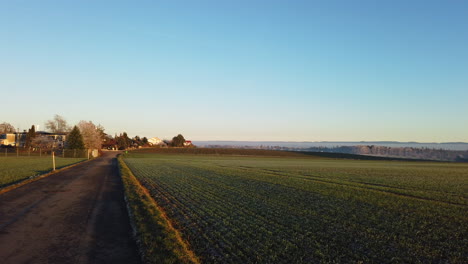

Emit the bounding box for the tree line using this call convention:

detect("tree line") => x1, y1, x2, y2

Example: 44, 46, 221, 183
201, 144, 468, 162
273, 145, 468, 162
1, 115, 192, 151
300, 145, 468, 162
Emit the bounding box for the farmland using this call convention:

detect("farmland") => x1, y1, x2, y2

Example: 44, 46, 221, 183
122, 150, 468, 263
0, 156, 86, 188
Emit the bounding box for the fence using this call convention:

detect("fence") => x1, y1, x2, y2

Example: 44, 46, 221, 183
0, 147, 94, 159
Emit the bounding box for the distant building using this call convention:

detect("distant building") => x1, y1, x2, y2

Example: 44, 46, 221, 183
148, 137, 165, 146
0, 131, 67, 148
184, 140, 193, 147
35, 131, 67, 148
0, 133, 18, 146
25, 131, 67, 149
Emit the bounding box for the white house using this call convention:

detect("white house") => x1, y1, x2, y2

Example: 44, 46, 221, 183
148, 137, 164, 146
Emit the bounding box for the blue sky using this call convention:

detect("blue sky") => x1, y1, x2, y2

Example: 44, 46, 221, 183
1, 0, 467, 142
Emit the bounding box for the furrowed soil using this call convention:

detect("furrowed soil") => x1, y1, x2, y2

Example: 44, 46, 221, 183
0, 151, 140, 264
123, 151, 468, 263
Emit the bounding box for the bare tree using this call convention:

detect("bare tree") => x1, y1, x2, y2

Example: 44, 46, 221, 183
77, 121, 102, 149
45, 115, 71, 133
0, 122, 16, 133
32, 136, 55, 149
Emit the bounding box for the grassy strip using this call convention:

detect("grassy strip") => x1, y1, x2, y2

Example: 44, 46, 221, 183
118, 155, 200, 264
0, 157, 87, 188
0, 159, 89, 195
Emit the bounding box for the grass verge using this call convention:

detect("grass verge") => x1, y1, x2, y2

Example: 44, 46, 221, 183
0, 158, 89, 195
117, 155, 200, 264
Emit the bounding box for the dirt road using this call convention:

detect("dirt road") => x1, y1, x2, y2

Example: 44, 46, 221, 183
0, 151, 141, 264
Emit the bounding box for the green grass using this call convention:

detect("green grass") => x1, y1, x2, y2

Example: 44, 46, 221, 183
0, 156, 86, 188
118, 155, 199, 264
122, 151, 468, 263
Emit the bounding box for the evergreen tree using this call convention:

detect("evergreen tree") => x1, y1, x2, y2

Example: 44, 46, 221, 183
25, 125, 37, 148
116, 132, 132, 150
66, 126, 85, 149
117, 135, 127, 150
123, 132, 132, 147
133, 135, 141, 146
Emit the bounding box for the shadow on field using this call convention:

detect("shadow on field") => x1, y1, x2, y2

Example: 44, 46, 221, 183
295, 151, 435, 161
126, 147, 436, 162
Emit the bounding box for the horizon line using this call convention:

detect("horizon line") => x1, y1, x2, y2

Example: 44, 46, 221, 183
191, 140, 468, 144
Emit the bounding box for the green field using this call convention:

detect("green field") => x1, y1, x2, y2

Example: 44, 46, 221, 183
123, 151, 468, 263
0, 156, 86, 188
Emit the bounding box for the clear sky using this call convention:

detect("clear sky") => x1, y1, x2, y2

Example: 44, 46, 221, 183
1, 0, 467, 142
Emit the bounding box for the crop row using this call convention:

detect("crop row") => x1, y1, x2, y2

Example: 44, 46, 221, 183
124, 154, 467, 263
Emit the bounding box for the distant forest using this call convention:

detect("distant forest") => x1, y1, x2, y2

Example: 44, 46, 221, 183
302, 145, 468, 162
204, 144, 468, 162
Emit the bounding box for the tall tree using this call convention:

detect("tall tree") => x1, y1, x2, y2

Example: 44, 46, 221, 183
45, 114, 71, 133
32, 136, 55, 149
171, 134, 186, 147
116, 132, 132, 150
66, 126, 85, 149
77, 121, 102, 149
0, 122, 15, 133
132, 135, 145, 147
25, 125, 37, 148
116, 135, 127, 150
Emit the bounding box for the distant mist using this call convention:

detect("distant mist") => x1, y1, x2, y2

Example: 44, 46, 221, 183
193, 141, 468, 151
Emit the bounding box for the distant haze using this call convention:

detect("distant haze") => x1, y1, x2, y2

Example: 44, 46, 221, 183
194, 141, 468, 151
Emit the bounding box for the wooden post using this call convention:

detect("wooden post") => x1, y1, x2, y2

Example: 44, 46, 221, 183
52, 151, 56, 171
